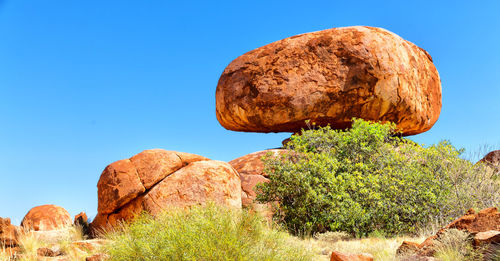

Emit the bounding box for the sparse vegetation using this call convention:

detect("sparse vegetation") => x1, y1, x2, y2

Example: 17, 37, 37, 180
257, 118, 500, 237
1, 225, 95, 261
433, 229, 482, 261
308, 235, 427, 261
103, 203, 315, 261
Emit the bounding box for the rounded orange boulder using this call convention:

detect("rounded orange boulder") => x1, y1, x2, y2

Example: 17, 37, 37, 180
479, 150, 500, 172
91, 149, 242, 231
21, 205, 72, 231
216, 26, 442, 136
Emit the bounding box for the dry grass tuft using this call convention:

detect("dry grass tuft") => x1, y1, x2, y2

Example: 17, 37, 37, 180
300, 235, 427, 261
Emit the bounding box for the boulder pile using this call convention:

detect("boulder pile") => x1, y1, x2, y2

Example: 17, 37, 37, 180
90, 149, 241, 231
86, 26, 444, 230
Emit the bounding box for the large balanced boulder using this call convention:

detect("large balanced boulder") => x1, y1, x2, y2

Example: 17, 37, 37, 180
91, 149, 242, 231
21, 205, 72, 231
216, 26, 441, 136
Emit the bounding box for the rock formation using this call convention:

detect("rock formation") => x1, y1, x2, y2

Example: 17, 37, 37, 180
216, 26, 441, 136
330, 251, 373, 261
480, 150, 500, 172
91, 149, 242, 231
0, 217, 20, 256
397, 207, 500, 258
21, 205, 72, 231
229, 149, 286, 208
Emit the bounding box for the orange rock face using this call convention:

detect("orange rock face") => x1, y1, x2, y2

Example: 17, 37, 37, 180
91, 149, 241, 231
229, 149, 286, 207
0, 217, 19, 247
398, 207, 500, 258
443, 207, 500, 233
21, 205, 72, 231
480, 150, 500, 172
74, 212, 88, 226
97, 149, 208, 215
216, 26, 442, 136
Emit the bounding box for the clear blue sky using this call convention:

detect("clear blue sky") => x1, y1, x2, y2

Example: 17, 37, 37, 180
1, 1, 499, 224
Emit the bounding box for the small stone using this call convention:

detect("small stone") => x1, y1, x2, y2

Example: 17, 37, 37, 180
37, 247, 61, 257
330, 251, 373, 261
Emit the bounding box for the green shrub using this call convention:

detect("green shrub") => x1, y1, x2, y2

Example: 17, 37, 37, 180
257, 119, 500, 237
103, 203, 314, 261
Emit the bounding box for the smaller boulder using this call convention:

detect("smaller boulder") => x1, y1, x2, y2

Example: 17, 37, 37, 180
37, 247, 61, 257
330, 251, 373, 261
229, 149, 287, 219
473, 230, 500, 246
74, 212, 90, 237
479, 150, 500, 172
229, 149, 287, 204
0, 217, 19, 247
91, 150, 241, 231
396, 241, 420, 256
21, 205, 72, 231
74, 212, 88, 226
71, 239, 109, 252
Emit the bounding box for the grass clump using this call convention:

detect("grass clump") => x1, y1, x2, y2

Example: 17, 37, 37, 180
306, 234, 427, 261
257, 118, 500, 237
103, 203, 314, 261
433, 229, 482, 261
313, 231, 351, 243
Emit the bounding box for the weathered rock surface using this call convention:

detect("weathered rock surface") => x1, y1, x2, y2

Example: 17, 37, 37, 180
480, 150, 500, 172
37, 247, 62, 257
74, 212, 88, 226
216, 26, 441, 136
71, 239, 109, 252
0, 217, 19, 247
398, 207, 500, 258
21, 205, 72, 231
473, 230, 500, 246
96, 149, 208, 215
229, 149, 286, 208
91, 149, 241, 231
330, 251, 373, 261
396, 241, 420, 256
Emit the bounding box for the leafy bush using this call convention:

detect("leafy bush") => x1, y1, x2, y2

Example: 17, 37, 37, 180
257, 119, 500, 237
103, 203, 314, 261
